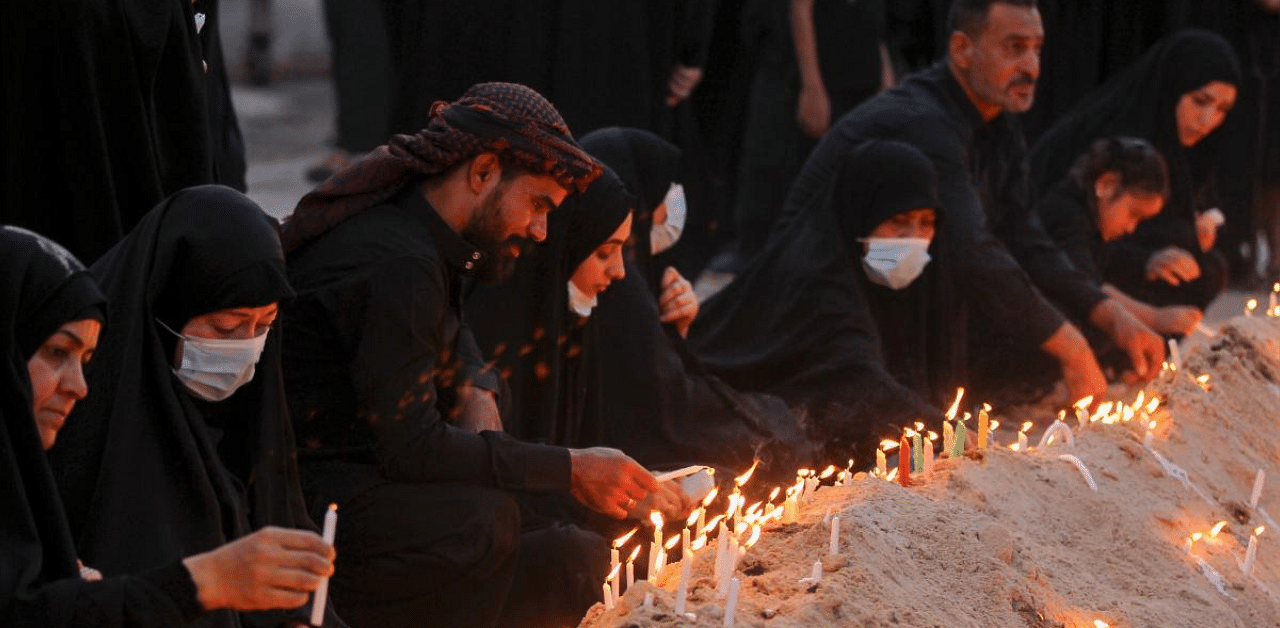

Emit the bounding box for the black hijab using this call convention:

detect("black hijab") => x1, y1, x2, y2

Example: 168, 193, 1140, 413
578, 127, 681, 292
47, 186, 329, 628
0, 226, 105, 618
1029, 30, 1242, 225
688, 140, 954, 466
576, 127, 814, 482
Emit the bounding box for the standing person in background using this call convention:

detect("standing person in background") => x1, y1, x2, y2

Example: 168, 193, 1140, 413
305, 0, 392, 183
716, 0, 892, 271
1, 0, 218, 262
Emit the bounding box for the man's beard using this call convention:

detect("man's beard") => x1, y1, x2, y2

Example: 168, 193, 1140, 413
464, 184, 530, 284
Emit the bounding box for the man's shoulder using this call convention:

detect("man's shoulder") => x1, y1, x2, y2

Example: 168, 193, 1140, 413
835, 74, 966, 148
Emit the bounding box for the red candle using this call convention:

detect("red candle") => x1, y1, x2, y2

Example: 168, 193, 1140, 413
898, 434, 912, 487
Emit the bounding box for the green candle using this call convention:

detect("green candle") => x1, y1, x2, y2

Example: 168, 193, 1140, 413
912, 432, 923, 473
952, 421, 966, 458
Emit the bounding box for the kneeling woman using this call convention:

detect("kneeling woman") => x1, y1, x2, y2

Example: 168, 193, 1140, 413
1037, 137, 1203, 341
1, 224, 334, 627
688, 140, 962, 467
46, 187, 343, 628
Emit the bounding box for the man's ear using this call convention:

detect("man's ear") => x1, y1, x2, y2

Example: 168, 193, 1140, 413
1094, 171, 1120, 202
468, 152, 503, 194
949, 31, 974, 71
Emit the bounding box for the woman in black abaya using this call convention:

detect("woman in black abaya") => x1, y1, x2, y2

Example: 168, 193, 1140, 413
577, 127, 814, 482
1029, 30, 1242, 311
688, 140, 961, 467
47, 186, 343, 628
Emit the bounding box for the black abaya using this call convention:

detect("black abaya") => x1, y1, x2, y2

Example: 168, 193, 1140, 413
0, 0, 216, 263
0, 225, 207, 628
47, 186, 342, 628
689, 140, 957, 468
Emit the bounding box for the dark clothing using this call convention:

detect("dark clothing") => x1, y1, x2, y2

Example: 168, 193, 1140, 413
733, 0, 885, 259
780, 63, 1082, 350
47, 187, 342, 628
199, 0, 248, 192
284, 189, 571, 506
322, 0, 392, 153
0, 0, 216, 263
690, 140, 958, 467
1035, 179, 1109, 285
1029, 30, 1241, 310
0, 227, 203, 628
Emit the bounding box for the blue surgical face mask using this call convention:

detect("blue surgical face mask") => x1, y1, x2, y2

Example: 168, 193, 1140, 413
159, 320, 268, 402
650, 183, 687, 255
861, 237, 931, 290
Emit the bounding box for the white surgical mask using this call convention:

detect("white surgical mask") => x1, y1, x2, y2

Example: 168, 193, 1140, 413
160, 320, 269, 402
861, 237, 931, 290
566, 280, 597, 318
650, 183, 687, 254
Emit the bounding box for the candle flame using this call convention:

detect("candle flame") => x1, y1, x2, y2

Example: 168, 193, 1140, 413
945, 387, 965, 421
744, 524, 762, 548
927, 431, 939, 441
881, 439, 900, 451
650, 511, 664, 530
904, 427, 917, 437
1148, 420, 1157, 430
914, 421, 925, 431
1020, 421, 1033, 434
700, 514, 725, 536
962, 411, 972, 422
797, 468, 813, 477
664, 534, 680, 550
1273, 282, 1279, 292
1256, 526, 1266, 536
819, 465, 836, 479
1191, 532, 1203, 542
1247, 298, 1258, 311
328, 503, 338, 512
686, 509, 701, 528
1210, 521, 1228, 537
701, 486, 719, 507
886, 468, 899, 482
1074, 396, 1094, 409
735, 460, 760, 486
1094, 621, 1110, 628
1145, 397, 1160, 413
768, 487, 781, 502
1134, 390, 1144, 408
1009, 443, 1021, 452
627, 545, 641, 562
989, 419, 1001, 432
607, 562, 621, 581
614, 527, 638, 548
691, 535, 707, 551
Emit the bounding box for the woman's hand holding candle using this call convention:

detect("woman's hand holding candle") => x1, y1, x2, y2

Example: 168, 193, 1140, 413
625, 480, 696, 521
570, 447, 661, 519
181, 526, 335, 612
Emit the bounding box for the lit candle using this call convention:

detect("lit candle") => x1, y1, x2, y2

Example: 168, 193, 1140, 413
1244, 526, 1264, 576
1167, 338, 1181, 372
626, 550, 637, 589
602, 582, 614, 610
609, 547, 620, 601
683, 527, 691, 557
714, 521, 728, 589
942, 421, 954, 459
898, 434, 912, 487
1247, 298, 1258, 317
876, 449, 887, 478
1271, 283, 1278, 310
952, 420, 966, 458
978, 406, 990, 450
723, 578, 741, 628
674, 548, 692, 615
911, 430, 923, 473
310, 503, 338, 627
829, 516, 840, 555
1251, 469, 1267, 510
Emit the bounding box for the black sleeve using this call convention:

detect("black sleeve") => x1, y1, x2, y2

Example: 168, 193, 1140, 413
999, 204, 1107, 322
1035, 191, 1105, 287
915, 125, 1067, 347
456, 323, 501, 394
352, 256, 570, 492
5, 561, 203, 628
675, 0, 717, 68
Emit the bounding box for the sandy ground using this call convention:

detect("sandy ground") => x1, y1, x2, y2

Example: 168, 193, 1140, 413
580, 311, 1280, 628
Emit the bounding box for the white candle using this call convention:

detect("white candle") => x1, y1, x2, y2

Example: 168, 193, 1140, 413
1168, 338, 1181, 371
783, 494, 797, 522
1244, 532, 1260, 576
602, 582, 614, 610
829, 516, 840, 555
923, 441, 934, 475
675, 550, 692, 615
609, 548, 620, 600
723, 577, 740, 628
1017, 431, 1028, 453
714, 521, 728, 589
643, 592, 654, 609
626, 560, 634, 590
942, 422, 954, 459
810, 560, 823, 584
1252, 469, 1267, 509
309, 503, 337, 627
876, 449, 887, 477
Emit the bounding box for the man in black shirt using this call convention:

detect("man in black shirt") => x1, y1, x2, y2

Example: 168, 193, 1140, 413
777, 0, 1164, 403
279, 84, 661, 628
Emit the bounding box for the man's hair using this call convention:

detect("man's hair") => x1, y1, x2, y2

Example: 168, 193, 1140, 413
1069, 136, 1169, 201
947, 0, 1038, 36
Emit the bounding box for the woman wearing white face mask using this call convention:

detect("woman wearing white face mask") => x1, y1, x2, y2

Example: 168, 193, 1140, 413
48, 186, 346, 628
689, 140, 964, 467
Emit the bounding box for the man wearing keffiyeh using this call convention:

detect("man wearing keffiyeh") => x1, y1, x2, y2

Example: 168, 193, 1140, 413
280, 83, 661, 628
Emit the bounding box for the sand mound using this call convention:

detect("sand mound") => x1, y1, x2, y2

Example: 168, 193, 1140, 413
580, 315, 1280, 628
